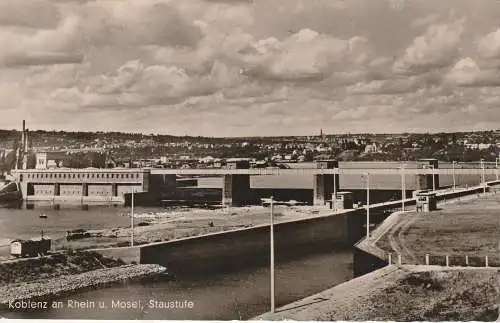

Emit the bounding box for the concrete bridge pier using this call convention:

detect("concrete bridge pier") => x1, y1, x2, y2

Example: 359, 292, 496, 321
149, 174, 177, 193
313, 160, 340, 207
417, 159, 439, 190
222, 160, 251, 207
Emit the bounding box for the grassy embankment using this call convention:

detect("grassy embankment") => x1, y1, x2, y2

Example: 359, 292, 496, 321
257, 266, 499, 321
375, 194, 500, 265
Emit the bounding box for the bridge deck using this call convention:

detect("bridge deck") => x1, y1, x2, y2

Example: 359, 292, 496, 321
151, 168, 499, 176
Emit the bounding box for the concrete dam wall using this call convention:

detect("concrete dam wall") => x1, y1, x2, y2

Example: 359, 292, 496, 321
132, 185, 414, 207
139, 210, 368, 277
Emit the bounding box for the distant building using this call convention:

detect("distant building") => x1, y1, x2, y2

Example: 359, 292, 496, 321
464, 143, 493, 150
199, 156, 215, 164
35, 152, 67, 169
160, 156, 169, 164
364, 143, 379, 154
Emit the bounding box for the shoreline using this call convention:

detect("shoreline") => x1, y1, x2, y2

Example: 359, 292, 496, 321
257, 185, 500, 321
1, 183, 498, 319
255, 265, 499, 321
0, 263, 166, 309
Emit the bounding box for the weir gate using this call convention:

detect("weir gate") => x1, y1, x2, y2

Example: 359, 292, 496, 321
10, 159, 499, 206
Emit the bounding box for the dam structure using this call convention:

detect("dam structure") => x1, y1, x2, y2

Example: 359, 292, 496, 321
10, 168, 151, 203
9, 158, 499, 205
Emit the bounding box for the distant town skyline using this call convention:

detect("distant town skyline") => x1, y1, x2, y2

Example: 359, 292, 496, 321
2, 123, 499, 139
1, 0, 500, 136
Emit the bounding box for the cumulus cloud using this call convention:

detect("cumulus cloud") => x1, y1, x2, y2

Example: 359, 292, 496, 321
241, 29, 373, 81
80, 1, 203, 49
477, 28, 500, 59
393, 18, 465, 75
410, 14, 441, 29
444, 57, 500, 87
0, 0, 499, 135
50, 57, 246, 109
3, 53, 84, 68
0, 0, 61, 29
347, 72, 441, 96
0, 15, 81, 67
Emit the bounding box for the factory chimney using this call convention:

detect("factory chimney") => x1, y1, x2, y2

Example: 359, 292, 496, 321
16, 120, 29, 170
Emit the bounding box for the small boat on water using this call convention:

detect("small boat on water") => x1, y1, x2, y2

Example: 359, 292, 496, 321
39, 214, 47, 219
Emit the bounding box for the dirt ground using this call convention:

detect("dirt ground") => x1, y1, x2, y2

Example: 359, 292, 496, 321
375, 193, 500, 265
49, 205, 331, 252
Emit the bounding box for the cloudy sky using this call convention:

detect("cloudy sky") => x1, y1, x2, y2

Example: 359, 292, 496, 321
1, 0, 500, 136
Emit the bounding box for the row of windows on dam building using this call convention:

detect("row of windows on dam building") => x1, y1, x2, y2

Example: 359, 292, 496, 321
32, 184, 139, 197
21, 172, 142, 181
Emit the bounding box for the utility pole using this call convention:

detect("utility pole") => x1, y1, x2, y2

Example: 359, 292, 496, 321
333, 168, 337, 211
480, 159, 486, 194
496, 157, 499, 181
131, 188, 135, 247
452, 161, 456, 191
400, 163, 406, 212
431, 165, 436, 192
269, 196, 275, 313
363, 173, 370, 238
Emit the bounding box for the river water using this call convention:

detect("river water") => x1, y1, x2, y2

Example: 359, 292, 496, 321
0, 161, 494, 319
1, 249, 353, 320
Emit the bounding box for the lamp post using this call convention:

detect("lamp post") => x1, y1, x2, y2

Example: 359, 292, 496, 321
362, 173, 370, 238
130, 188, 135, 247
269, 196, 275, 313
333, 168, 337, 211
480, 159, 486, 194
400, 163, 407, 212
452, 161, 456, 191
495, 157, 499, 181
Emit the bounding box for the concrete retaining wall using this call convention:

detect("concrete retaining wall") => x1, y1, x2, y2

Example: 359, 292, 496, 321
139, 211, 365, 277
93, 207, 393, 276
353, 247, 387, 277
99, 183, 499, 276
93, 246, 141, 264
436, 186, 490, 201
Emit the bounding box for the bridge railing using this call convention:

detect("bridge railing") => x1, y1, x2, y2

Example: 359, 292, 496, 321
151, 168, 500, 175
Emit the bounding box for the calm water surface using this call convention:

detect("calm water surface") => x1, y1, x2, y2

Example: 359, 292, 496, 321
1, 249, 353, 320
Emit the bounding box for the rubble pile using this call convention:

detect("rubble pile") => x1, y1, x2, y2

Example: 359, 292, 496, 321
0, 252, 125, 285
0, 264, 165, 306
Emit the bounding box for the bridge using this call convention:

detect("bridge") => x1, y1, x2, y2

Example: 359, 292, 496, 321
151, 168, 499, 176
9, 158, 499, 206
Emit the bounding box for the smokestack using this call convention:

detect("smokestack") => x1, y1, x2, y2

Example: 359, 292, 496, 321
24, 128, 28, 153
22, 120, 25, 132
